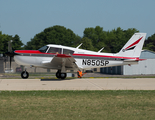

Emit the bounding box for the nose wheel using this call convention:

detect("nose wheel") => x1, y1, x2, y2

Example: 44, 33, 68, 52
56, 70, 67, 79
21, 71, 29, 79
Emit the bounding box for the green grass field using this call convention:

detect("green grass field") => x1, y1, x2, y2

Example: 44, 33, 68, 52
0, 90, 155, 120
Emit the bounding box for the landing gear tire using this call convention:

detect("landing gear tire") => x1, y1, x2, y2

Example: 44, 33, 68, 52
56, 70, 67, 79
21, 71, 29, 79
56, 71, 61, 78
60, 73, 67, 79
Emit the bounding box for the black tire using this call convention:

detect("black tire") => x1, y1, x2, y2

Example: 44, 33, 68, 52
21, 71, 29, 79
56, 71, 61, 78
60, 73, 67, 79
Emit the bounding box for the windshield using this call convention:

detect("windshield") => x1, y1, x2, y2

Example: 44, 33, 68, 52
38, 46, 49, 53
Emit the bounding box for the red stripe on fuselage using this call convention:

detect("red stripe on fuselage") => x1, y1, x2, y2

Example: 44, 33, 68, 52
72, 53, 139, 60
14, 50, 139, 60
15, 50, 55, 55
15, 50, 43, 54
15, 50, 71, 58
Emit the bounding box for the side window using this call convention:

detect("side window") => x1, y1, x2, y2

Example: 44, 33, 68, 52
63, 49, 74, 55
47, 47, 62, 54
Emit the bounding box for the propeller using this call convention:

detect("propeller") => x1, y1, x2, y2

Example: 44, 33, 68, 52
5, 40, 14, 70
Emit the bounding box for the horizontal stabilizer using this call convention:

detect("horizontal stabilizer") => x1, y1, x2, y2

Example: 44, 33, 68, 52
124, 58, 146, 62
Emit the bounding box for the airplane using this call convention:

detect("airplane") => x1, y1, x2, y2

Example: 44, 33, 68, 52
6, 33, 146, 79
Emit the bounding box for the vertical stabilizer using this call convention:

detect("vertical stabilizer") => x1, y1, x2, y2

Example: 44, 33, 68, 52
116, 33, 146, 58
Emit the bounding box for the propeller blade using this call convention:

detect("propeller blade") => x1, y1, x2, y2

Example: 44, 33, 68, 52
10, 56, 12, 70
5, 51, 19, 57
8, 40, 12, 52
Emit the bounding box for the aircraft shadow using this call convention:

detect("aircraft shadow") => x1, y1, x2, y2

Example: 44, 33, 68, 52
40, 78, 74, 81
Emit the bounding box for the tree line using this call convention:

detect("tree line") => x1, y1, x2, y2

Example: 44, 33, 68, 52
0, 31, 23, 54
0, 25, 155, 55
24, 26, 139, 53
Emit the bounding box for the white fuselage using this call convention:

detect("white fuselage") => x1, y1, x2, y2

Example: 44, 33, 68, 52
14, 44, 138, 70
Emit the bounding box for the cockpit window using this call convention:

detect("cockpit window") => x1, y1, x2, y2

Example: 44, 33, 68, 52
47, 47, 62, 54
63, 49, 74, 55
38, 46, 49, 53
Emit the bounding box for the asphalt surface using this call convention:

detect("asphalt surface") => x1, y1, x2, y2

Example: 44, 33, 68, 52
0, 78, 155, 91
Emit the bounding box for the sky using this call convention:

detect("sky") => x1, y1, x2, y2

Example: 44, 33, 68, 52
0, 0, 155, 45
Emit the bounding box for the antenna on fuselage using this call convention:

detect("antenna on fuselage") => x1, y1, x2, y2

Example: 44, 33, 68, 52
98, 47, 104, 53
76, 43, 83, 49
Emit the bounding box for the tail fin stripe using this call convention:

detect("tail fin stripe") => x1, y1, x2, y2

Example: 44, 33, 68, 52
126, 46, 136, 51
125, 36, 143, 50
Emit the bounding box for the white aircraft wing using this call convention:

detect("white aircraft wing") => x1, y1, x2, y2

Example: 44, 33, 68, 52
41, 54, 79, 71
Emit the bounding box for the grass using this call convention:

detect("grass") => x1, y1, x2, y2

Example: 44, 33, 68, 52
0, 90, 155, 120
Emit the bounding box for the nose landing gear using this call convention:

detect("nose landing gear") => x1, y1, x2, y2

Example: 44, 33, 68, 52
21, 70, 29, 79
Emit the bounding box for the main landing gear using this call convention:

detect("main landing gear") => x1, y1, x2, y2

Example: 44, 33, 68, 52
21, 70, 29, 79
56, 70, 67, 79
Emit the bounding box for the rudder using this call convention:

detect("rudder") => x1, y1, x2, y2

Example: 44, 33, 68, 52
116, 33, 147, 58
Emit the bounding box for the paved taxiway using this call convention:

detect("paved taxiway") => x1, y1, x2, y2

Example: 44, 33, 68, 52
0, 78, 155, 91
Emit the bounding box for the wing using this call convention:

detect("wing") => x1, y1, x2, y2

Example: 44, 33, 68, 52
41, 54, 79, 71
